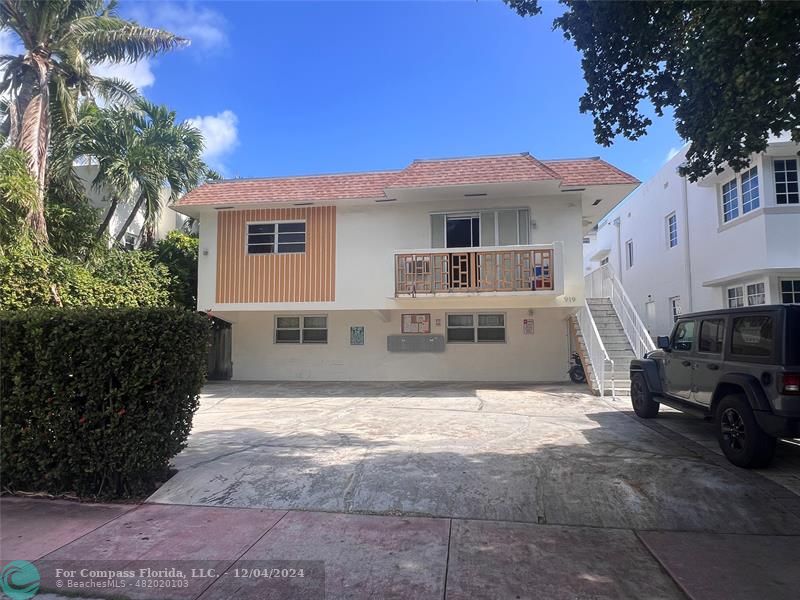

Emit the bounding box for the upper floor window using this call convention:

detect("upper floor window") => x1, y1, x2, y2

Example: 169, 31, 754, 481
774, 158, 799, 204
666, 212, 678, 248
721, 166, 760, 223
722, 178, 739, 222
247, 221, 306, 254
781, 279, 800, 304
431, 209, 529, 249
740, 167, 760, 213
625, 239, 634, 269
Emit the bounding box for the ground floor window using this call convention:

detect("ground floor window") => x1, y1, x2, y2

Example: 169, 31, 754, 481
727, 286, 744, 308
746, 282, 765, 306
275, 315, 328, 343
781, 279, 800, 304
122, 232, 137, 251
446, 313, 506, 343
669, 296, 681, 322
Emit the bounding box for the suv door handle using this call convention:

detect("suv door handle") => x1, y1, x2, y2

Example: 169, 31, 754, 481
707, 363, 720, 370
681, 360, 692, 367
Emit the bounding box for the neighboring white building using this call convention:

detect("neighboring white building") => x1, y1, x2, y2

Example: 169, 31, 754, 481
584, 138, 800, 338
75, 164, 186, 248
175, 152, 637, 381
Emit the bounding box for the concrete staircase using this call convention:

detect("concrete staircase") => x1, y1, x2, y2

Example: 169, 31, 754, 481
572, 298, 636, 396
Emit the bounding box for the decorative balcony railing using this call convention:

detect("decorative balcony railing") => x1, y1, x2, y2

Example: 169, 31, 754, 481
395, 245, 555, 296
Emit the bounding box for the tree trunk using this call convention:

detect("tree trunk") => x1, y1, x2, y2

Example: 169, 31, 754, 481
114, 193, 146, 243
96, 197, 119, 240
11, 54, 52, 246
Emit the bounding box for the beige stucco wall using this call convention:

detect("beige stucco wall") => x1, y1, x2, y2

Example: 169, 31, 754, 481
222, 308, 572, 382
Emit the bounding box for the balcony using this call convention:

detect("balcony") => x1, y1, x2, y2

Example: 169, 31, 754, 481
395, 245, 555, 297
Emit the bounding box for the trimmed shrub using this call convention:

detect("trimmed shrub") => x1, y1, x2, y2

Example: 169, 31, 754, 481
0, 307, 211, 498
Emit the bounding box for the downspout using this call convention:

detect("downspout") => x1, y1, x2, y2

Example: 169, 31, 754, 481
680, 173, 694, 312
614, 217, 622, 284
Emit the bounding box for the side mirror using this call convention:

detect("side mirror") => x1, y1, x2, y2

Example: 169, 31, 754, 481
656, 336, 671, 351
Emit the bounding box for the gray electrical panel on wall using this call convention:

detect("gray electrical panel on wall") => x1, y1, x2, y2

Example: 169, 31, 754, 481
387, 334, 445, 352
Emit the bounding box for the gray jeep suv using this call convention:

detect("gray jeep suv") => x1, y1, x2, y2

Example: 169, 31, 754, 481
629, 305, 800, 468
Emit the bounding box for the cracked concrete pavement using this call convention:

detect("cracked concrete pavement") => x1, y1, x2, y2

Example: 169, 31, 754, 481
148, 381, 800, 533
5, 382, 800, 599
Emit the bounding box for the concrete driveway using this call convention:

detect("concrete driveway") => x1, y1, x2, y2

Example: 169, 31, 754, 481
149, 382, 800, 534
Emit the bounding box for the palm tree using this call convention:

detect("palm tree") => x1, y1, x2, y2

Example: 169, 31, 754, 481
74, 99, 208, 246
0, 0, 187, 244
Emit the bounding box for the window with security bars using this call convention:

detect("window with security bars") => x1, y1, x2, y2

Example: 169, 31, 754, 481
247, 221, 306, 254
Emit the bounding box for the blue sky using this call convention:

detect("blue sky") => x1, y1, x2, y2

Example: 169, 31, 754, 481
15, 1, 686, 180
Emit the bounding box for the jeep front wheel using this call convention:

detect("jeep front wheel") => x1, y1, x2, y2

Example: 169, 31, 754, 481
631, 373, 659, 418
716, 394, 776, 468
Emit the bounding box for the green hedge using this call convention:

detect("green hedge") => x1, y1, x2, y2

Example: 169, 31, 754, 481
0, 244, 174, 311
0, 308, 211, 498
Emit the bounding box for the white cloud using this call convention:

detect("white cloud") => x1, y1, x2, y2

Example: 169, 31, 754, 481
664, 147, 680, 163
187, 110, 239, 171
92, 59, 156, 92
127, 2, 228, 54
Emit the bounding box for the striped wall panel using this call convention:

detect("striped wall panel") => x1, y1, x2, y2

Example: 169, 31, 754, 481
215, 206, 336, 303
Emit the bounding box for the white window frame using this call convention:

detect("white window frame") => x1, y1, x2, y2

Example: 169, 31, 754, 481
246, 220, 307, 255
122, 232, 137, 251
740, 166, 760, 214
779, 278, 800, 304
666, 212, 678, 248
720, 165, 762, 224
746, 282, 765, 306
430, 208, 530, 248
625, 239, 634, 269
727, 285, 744, 308
274, 314, 328, 344
721, 177, 739, 223
445, 312, 506, 344
773, 158, 799, 205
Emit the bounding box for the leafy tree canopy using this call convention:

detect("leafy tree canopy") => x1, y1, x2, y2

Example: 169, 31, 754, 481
504, 0, 800, 180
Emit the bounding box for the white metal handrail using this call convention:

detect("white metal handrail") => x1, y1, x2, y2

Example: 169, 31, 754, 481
576, 301, 615, 397
584, 265, 656, 359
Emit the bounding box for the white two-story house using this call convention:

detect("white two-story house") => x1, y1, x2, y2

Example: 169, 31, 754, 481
175, 153, 637, 381
584, 138, 800, 338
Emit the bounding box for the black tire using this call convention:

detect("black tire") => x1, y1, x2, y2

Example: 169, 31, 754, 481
569, 367, 586, 384
716, 394, 776, 468
631, 373, 659, 418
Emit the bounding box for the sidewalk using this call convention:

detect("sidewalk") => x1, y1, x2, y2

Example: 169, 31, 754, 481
2, 497, 799, 600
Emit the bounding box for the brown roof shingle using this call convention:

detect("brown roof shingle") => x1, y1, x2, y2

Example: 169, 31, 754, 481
177, 153, 638, 207
541, 158, 640, 187
386, 153, 558, 188
178, 171, 399, 206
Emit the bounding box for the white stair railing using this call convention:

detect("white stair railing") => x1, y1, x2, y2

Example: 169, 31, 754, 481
576, 301, 615, 397
585, 265, 656, 359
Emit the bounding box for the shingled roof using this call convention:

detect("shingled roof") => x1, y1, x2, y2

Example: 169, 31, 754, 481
177, 153, 638, 207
